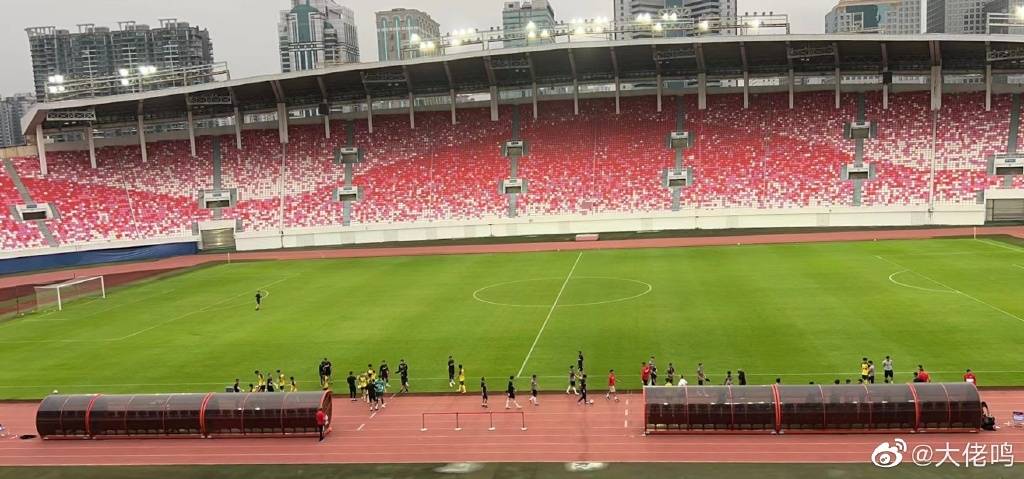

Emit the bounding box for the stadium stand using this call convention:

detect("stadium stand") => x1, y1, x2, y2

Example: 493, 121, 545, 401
2, 91, 1019, 252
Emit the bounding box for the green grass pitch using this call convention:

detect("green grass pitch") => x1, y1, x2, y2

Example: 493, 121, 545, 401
0, 237, 1022, 399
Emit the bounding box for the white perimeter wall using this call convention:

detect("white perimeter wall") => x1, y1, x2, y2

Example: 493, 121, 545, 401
234, 205, 987, 251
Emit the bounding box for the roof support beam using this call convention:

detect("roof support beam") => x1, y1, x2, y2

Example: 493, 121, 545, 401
137, 101, 148, 163
227, 87, 243, 150
611, 47, 621, 114
443, 61, 457, 125
740, 43, 749, 109
277, 102, 289, 144
85, 125, 96, 168
317, 76, 331, 139
404, 66, 416, 129
788, 68, 795, 109
567, 49, 579, 115
270, 80, 285, 103
930, 39, 942, 111
234, 107, 243, 150
652, 45, 663, 113
184, 95, 196, 157
526, 53, 539, 119
359, 72, 374, 133
698, 73, 707, 110
484, 58, 498, 121
833, 42, 841, 109
985, 43, 992, 112
695, 44, 706, 75
881, 43, 890, 110
35, 124, 47, 176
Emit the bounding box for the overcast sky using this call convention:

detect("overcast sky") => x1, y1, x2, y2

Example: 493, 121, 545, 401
0, 0, 830, 95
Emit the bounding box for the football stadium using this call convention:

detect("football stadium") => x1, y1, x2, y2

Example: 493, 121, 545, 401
1, 7, 1024, 478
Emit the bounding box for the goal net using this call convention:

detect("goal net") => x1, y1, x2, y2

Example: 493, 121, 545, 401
34, 276, 106, 312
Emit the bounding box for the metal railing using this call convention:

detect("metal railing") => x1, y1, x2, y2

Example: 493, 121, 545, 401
421, 411, 527, 432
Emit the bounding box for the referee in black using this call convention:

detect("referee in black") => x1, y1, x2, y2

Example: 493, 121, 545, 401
447, 356, 456, 388
577, 374, 591, 405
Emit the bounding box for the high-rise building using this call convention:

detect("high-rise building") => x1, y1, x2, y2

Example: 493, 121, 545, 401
614, 0, 737, 39
926, 0, 992, 33
376, 9, 441, 61
983, 0, 1024, 33
0, 93, 37, 147
502, 0, 557, 48
25, 20, 214, 101
683, 0, 737, 20
278, 0, 359, 72
825, 0, 921, 34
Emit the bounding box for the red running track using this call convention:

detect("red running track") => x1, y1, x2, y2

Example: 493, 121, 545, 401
0, 390, 1022, 465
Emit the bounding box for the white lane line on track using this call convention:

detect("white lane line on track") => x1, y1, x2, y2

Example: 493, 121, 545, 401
356, 423, 365, 431
516, 251, 583, 378
875, 255, 1024, 325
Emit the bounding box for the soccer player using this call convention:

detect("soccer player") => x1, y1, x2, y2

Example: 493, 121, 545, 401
367, 376, 378, 411
480, 377, 489, 408
964, 369, 977, 385
398, 359, 409, 394
737, 369, 747, 386
867, 361, 876, 384
374, 377, 386, 409
448, 356, 456, 388
576, 374, 591, 405
666, 363, 676, 385
379, 361, 390, 389
696, 363, 707, 386
530, 374, 539, 406
289, 376, 298, 392
248, 383, 257, 392
232, 378, 241, 393
566, 366, 578, 395
315, 408, 327, 442
346, 371, 357, 401
723, 371, 734, 386
366, 364, 376, 383
322, 358, 333, 388
457, 365, 467, 393
577, 351, 585, 372
606, 369, 618, 401
882, 356, 894, 383
277, 369, 287, 389
357, 374, 369, 402
265, 376, 276, 392
641, 362, 651, 386
649, 356, 658, 385
916, 365, 931, 383
255, 290, 266, 311
255, 370, 266, 392
505, 376, 522, 409
677, 375, 688, 386
860, 357, 870, 383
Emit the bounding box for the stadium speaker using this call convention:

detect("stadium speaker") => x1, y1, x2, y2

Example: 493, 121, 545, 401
882, 72, 893, 85
318, 103, 330, 116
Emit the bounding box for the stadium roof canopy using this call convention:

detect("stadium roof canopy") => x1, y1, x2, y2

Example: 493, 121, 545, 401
22, 33, 1024, 135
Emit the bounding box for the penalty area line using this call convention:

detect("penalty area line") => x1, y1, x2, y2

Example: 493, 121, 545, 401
516, 251, 583, 378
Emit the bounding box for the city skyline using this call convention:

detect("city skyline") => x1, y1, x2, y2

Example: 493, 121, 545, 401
0, 0, 829, 95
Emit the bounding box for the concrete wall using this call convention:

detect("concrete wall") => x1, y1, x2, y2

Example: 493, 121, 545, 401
233, 204, 987, 252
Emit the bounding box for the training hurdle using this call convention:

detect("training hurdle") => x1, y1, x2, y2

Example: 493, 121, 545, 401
420, 411, 527, 432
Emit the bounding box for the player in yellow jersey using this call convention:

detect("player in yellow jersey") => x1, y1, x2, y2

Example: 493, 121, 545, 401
277, 370, 287, 389
255, 370, 266, 392
289, 376, 298, 392
457, 365, 467, 393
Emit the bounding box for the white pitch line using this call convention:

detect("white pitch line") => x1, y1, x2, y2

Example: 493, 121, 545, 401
875, 255, 1024, 325
976, 238, 1024, 253
356, 423, 365, 431
1015, 264, 1024, 271
115, 277, 292, 341
516, 251, 583, 378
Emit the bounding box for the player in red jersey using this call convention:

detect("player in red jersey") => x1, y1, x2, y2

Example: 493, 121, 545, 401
606, 369, 618, 401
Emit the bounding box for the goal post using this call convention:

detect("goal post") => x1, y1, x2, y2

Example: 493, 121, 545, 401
34, 276, 106, 311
